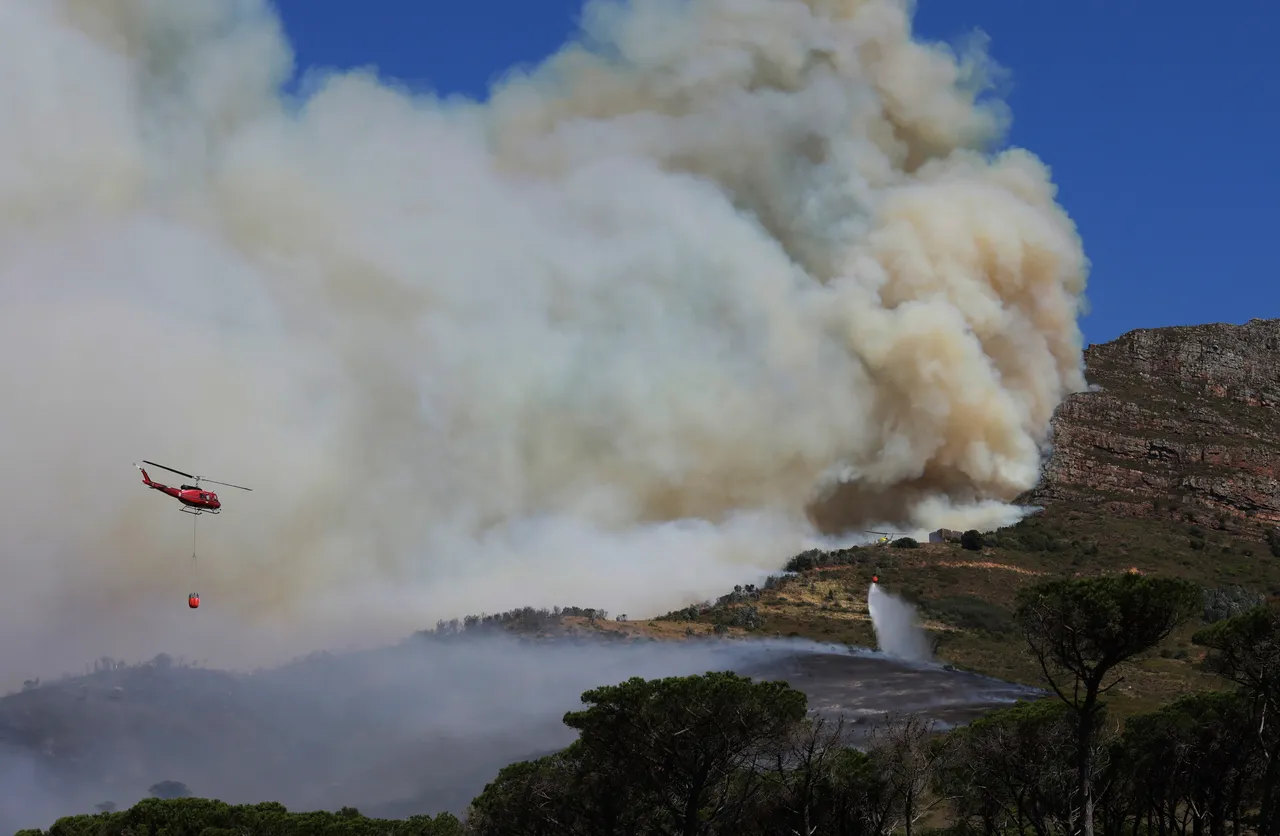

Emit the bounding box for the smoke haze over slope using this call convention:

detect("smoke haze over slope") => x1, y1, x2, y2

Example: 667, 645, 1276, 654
0, 0, 1088, 683
0, 633, 1043, 831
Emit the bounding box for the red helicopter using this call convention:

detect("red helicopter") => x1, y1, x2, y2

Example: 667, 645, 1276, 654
134, 460, 252, 515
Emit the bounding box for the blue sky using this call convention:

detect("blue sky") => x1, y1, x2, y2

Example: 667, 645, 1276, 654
268, 0, 1278, 346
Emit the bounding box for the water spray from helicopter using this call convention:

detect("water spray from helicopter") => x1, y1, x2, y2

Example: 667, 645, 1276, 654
867, 575, 933, 664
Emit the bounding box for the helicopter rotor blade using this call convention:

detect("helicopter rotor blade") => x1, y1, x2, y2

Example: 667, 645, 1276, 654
142, 460, 196, 480
201, 478, 252, 492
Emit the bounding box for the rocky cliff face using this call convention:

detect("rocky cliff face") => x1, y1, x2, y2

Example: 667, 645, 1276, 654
1024, 318, 1280, 533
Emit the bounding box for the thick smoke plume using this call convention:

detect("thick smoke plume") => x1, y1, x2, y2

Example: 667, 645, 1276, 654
0, 0, 1088, 683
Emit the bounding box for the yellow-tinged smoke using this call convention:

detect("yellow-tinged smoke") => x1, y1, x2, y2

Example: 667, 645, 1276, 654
0, 0, 1087, 683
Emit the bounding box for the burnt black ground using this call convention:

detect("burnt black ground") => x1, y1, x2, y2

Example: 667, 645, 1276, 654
736, 648, 1045, 744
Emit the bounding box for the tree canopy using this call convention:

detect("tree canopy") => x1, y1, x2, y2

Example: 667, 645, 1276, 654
16, 798, 462, 836
1014, 573, 1202, 707
1013, 572, 1203, 836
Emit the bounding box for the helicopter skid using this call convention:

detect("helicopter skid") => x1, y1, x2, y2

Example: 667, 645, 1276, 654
179, 506, 219, 516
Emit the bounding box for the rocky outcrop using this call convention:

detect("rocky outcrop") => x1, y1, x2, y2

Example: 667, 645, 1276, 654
1024, 318, 1280, 530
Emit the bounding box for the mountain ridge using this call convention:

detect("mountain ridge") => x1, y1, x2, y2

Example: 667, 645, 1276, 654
1023, 316, 1279, 533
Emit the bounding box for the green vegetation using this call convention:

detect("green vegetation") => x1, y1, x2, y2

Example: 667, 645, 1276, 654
921, 595, 1014, 636
23, 575, 1280, 835
655, 583, 774, 633
421, 605, 613, 638
18, 800, 462, 836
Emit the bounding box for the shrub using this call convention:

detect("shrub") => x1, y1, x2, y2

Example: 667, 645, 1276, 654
783, 546, 869, 572
713, 605, 764, 631
784, 549, 822, 572
1015, 531, 1064, 552
1202, 584, 1266, 624
926, 595, 1015, 635
716, 585, 761, 606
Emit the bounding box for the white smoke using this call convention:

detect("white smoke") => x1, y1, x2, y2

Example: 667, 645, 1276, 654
867, 582, 933, 663
0, 0, 1088, 684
